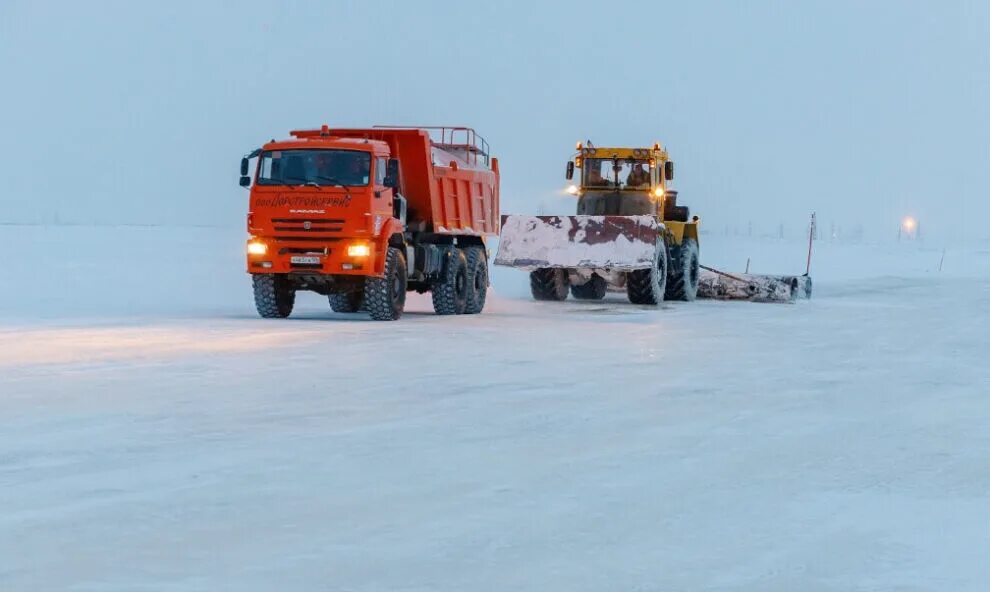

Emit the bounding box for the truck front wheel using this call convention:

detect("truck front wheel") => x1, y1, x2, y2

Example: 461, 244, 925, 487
364, 247, 407, 321
432, 249, 469, 315
253, 273, 295, 318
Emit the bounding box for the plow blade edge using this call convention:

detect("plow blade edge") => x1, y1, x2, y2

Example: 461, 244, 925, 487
494, 215, 659, 271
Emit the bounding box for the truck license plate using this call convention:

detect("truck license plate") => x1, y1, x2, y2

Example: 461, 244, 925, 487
290, 256, 320, 265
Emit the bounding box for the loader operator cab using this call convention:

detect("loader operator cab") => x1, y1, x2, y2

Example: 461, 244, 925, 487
575, 154, 658, 217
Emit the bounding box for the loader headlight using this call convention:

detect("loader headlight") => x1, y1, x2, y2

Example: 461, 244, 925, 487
653, 187, 665, 198
247, 240, 267, 256
347, 243, 371, 257
566, 184, 579, 195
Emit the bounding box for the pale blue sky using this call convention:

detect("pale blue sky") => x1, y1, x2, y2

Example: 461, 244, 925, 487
2, 0, 987, 241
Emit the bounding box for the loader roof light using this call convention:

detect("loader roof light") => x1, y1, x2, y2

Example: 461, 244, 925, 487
247, 240, 267, 256
566, 184, 579, 195
576, 142, 583, 150
347, 243, 371, 258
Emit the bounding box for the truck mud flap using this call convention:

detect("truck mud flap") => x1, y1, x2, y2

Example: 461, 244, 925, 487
697, 266, 813, 303
494, 215, 659, 271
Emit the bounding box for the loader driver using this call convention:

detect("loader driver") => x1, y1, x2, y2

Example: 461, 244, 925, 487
626, 162, 650, 188
585, 161, 608, 187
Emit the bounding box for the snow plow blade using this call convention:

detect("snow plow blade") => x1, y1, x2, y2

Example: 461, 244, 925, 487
697, 266, 813, 303
494, 215, 659, 271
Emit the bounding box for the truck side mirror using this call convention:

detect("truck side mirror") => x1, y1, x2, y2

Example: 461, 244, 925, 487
239, 176, 251, 187
664, 161, 674, 181
565, 161, 575, 180
240, 157, 249, 176
384, 159, 399, 189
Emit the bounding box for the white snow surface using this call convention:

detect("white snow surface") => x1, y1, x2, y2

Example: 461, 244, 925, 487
2, 224, 990, 591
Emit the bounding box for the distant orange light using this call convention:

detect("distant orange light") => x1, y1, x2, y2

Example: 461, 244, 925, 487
902, 216, 917, 231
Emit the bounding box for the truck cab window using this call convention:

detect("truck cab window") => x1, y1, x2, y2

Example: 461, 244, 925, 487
375, 157, 387, 185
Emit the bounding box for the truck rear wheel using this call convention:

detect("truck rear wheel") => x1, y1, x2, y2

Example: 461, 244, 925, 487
626, 239, 669, 305
530, 268, 569, 301
432, 249, 469, 315
329, 291, 364, 313
253, 273, 295, 318
364, 247, 406, 321
665, 238, 700, 301
570, 274, 607, 300
464, 247, 489, 314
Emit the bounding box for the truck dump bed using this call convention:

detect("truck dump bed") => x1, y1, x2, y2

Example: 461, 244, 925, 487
316, 126, 500, 236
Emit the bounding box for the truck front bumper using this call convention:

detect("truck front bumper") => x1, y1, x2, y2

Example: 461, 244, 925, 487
245, 237, 384, 277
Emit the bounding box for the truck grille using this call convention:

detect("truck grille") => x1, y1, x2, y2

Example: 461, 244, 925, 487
271, 218, 345, 233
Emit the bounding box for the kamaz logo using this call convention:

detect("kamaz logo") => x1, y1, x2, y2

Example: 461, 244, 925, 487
303, 221, 312, 230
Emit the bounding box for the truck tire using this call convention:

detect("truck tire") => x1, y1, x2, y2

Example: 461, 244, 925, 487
570, 274, 607, 300
530, 268, 569, 301
665, 238, 700, 301
464, 247, 489, 314
432, 248, 469, 315
328, 291, 364, 313
363, 247, 407, 321
626, 238, 669, 305
253, 273, 295, 318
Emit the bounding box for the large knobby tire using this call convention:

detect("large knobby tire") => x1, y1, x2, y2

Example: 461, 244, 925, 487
363, 247, 407, 321
530, 268, 569, 301
665, 238, 700, 301
432, 249, 469, 315
464, 247, 489, 314
329, 291, 364, 313
570, 274, 607, 300
626, 238, 669, 305
253, 274, 295, 318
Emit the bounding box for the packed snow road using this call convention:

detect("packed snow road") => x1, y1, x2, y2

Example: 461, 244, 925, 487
2, 225, 989, 591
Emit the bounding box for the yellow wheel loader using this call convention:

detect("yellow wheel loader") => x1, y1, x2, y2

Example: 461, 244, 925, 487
495, 140, 812, 304
495, 142, 701, 304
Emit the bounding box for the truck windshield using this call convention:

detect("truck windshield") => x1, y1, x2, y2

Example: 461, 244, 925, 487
257, 149, 371, 187
583, 158, 651, 189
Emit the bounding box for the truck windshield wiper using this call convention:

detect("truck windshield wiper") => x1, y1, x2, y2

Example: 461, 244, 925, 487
314, 175, 346, 187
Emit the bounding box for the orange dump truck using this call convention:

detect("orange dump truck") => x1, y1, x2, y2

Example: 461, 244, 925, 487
239, 126, 499, 320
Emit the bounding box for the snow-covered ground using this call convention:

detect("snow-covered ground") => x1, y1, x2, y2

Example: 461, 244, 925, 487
2, 224, 989, 591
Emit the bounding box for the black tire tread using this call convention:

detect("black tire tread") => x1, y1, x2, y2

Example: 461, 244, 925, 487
464, 247, 489, 314
529, 268, 569, 301
363, 247, 406, 321
432, 249, 469, 315
253, 274, 294, 318
570, 275, 607, 300
328, 291, 364, 313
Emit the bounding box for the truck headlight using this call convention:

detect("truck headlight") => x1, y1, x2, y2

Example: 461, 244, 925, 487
247, 240, 267, 255
347, 243, 371, 257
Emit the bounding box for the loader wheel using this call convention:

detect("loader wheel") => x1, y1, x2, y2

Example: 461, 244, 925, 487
464, 247, 489, 314
626, 239, 669, 305
665, 238, 700, 301
253, 273, 295, 318
329, 291, 364, 313
432, 248, 469, 315
364, 247, 407, 321
530, 268, 569, 301
570, 274, 607, 300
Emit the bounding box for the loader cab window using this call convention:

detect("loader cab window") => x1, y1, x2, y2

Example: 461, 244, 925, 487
582, 158, 651, 189
256, 149, 371, 187
582, 159, 612, 187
